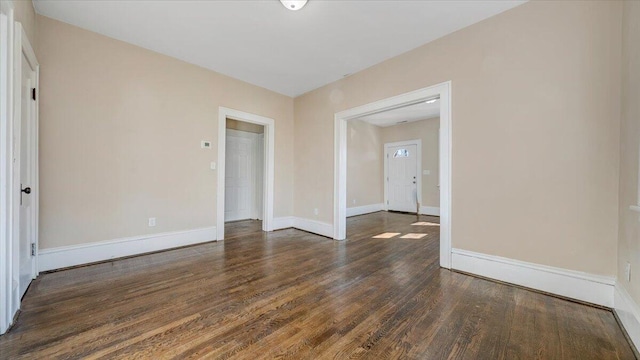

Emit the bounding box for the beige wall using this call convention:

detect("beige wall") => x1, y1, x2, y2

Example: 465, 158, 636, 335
346, 118, 440, 210
346, 120, 383, 208
226, 119, 264, 134
13, 0, 36, 51
294, 1, 622, 276
617, 1, 640, 303
37, 15, 294, 249
381, 118, 440, 208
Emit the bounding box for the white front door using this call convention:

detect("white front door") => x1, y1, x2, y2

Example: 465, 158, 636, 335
387, 144, 418, 213
225, 133, 254, 222
18, 52, 36, 298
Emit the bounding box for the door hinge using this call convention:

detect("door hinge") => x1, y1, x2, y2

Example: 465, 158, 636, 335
387, 200, 389, 205
32, 88, 36, 101
31, 243, 36, 256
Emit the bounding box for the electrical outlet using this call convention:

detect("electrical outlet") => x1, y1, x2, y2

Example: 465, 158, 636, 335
626, 262, 631, 282
314, 208, 319, 216
148, 217, 156, 227
352, 199, 356, 205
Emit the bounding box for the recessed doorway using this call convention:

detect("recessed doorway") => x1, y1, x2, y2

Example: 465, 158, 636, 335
224, 120, 264, 223
216, 107, 275, 240
334, 82, 452, 268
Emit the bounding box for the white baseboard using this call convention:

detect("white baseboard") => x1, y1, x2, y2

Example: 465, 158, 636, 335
419, 206, 440, 216
39, 226, 217, 272
293, 217, 334, 238
272, 216, 295, 230
451, 248, 615, 307
615, 283, 640, 351
347, 203, 384, 217
272, 216, 334, 238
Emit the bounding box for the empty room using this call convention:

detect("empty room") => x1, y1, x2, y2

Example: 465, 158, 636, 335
0, 0, 639, 358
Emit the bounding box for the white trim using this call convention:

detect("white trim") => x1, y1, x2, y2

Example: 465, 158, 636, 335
272, 216, 295, 230
451, 248, 615, 307
384, 139, 421, 213
334, 82, 452, 269
217, 107, 275, 240
254, 133, 264, 221
38, 227, 217, 272
12, 20, 39, 305
614, 283, 640, 351
273, 216, 333, 236
0, 0, 15, 336
293, 218, 334, 238
419, 206, 440, 216
346, 203, 384, 217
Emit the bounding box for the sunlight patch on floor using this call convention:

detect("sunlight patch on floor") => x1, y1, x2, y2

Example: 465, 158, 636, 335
400, 233, 428, 239
411, 222, 439, 226
373, 233, 401, 239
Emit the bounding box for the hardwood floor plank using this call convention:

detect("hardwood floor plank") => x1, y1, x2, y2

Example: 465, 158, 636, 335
0, 212, 634, 359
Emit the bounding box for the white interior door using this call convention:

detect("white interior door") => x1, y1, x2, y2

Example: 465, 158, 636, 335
387, 144, 418, 212
225, 133, 254, 222
18, 52, 35, 298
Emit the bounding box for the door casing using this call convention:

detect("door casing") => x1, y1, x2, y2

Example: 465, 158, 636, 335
12, 20, 39, 314
334, 81, 452, 269
0, 15, 39, 335
217, 107, 274, 240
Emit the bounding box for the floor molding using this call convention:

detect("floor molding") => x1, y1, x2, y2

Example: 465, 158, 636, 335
451, 248, 615, 307
273, 216, 333, 238
39, 226, 217, 272
419, 206, 440, 216
272, 216, 295, 230
293, 217, 334, 238
347, 203, 384, 217
614, 283, 640, 352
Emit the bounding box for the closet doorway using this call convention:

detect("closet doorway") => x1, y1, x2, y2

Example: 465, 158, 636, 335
225, 119, 264, 222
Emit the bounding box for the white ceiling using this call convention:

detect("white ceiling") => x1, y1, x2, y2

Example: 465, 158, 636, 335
357, 99, 440, 127
33, 0, 526, 97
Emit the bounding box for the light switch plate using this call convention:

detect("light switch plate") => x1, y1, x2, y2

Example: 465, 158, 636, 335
201, 140, 212, 149
210, 162, 216, 170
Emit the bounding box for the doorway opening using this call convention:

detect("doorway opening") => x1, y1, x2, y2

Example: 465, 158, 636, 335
224, 119, 265, 235
0, 19, 39, 335
216, 107, 275, 241
334, 82, 452, 268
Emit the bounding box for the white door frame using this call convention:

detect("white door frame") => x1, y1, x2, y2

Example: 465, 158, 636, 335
254, 133, 264, 220
0, 0, 15, 335
217, 107, 274, 240
13, 19, 39, 307
0, 12, 40, 334
384, 139, 422, 212
334, 81, 452, 269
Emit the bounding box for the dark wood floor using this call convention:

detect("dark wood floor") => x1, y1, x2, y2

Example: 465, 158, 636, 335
0, 212, 635, 359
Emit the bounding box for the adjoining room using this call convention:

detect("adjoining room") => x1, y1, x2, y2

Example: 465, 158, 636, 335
345, 97, 441, 244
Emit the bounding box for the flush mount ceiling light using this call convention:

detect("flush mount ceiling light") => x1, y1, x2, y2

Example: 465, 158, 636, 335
280, 0, 308, 11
